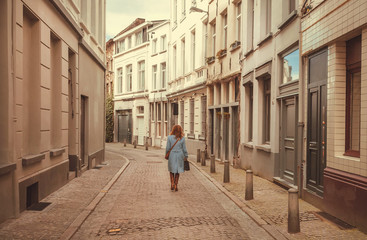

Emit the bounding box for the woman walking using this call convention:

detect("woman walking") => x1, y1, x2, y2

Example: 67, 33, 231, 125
166, 125, 188, 191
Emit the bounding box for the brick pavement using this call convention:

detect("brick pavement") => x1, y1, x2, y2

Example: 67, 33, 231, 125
72, 143, 272, 239
190, 157, 367, 240
0, 147, 128, 240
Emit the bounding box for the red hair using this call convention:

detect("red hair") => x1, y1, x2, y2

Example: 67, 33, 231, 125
170, 125, 184, 139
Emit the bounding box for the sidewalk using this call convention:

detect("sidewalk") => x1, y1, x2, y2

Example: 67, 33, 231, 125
189, 156, 367, 239
0, 149, 128, 240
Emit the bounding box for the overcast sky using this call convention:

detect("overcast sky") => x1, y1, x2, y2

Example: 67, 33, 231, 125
106, 0, 170, 40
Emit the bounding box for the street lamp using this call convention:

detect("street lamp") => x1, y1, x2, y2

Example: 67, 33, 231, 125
189, 6, 208, 14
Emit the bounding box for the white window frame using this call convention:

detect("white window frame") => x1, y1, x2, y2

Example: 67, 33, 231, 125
236, 2, 242, 42
212, 23, 216, 56
138, 61, 145, 90
161, 62, 166, 89
152, 39, 157, 54
191, 30, 196, 71
160, 35, 167, 52
126, 64, 132, 92
117, 67, 123, 93
182, 38, 186, 75
152, 65, 157, 90
223, 13, 227, 49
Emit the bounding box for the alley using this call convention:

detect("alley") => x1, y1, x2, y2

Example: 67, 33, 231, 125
71, 144, 272, 239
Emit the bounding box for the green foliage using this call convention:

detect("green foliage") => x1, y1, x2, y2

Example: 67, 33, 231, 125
105, 94, 114, 142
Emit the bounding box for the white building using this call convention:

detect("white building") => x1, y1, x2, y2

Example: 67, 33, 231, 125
113, 18, 165, 145
167, 0, 208, 154
148, 20, 170, 148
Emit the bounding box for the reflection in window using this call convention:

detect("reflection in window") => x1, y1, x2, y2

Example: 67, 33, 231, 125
282, 49, 299, 84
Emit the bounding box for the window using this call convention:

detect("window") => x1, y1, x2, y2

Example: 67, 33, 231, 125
212, 23, 216, 56
137, 106, 144, 114
180, 101, 185, 130
345, 36, 361, 157
263, 0, 271, 37
201, 96, 207, 136
282, 49, 299, 84
246, 83, 253, 142
157, 103, 162, 136
152, 65, 157, 89
127, 36, 132, 49
136, 31, 143, 45
181, 38, 185, 75
126, 64, 132, 92
223, 13, 227, 49
247, 0, 254, 51
138, 61, 145, 90
152, 39, 157, 54
81, 0, 88, 25
160, 35, 167, 51
164, 103, 168, 136
161, 62, 166, 89
173, 45, 177, 79
174, 0, 178, 27
182, 0, 186, 19
288, 0, 295, 14
237, 2, 242, 42
151, 103, 155, 121
263, 78, 271, 143
203, 22, 208, 64
117, 67, 123, 93
190, 99, 194, 134
191, 30, 196, 71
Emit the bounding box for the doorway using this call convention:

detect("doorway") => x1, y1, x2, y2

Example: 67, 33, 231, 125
80, 95, 88, 167
307, 49, 328, 196
223, 107, 230, 160
118, 111, 132, 143
215, 108, 221, 159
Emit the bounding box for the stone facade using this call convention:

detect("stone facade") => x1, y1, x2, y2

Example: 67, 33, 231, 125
0, 0, 106, 223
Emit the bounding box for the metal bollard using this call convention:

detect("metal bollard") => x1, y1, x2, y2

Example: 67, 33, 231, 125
288, 188, 300, 233
210, 154, 216, 173
123, 139, 126, 147
197, 149, 201, 163
200, 150, 206, 166
223, 160, 230, 183
145, 138, 148, 150
245, 170, 253, 200
133, 139, 137, 148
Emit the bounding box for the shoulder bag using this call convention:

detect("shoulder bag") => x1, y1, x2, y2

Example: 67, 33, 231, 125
165, 138, 179, 160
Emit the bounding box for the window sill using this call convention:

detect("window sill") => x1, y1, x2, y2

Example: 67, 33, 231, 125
50, 148, 65, 158
278, 10, 298, 30
243, 142, 254, 149
244, 48, 253, 58
159, 50, 167, 54
198, 135, 206, 141
0, 163, 16, 176
187, 133, 195, 139
230, 43, 241, 52
22, 153, 45, 167
256, 144, 271, 153
151, 53, 158, 57
257, 32, 273, 47
341, 152, 360, 160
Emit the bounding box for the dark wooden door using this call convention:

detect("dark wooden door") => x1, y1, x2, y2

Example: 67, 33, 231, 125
307, 49, 327, 196
280, 97, 297, 184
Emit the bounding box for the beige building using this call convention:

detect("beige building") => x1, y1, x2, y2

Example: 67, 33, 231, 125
207, 0, 242, 163
300, 0, 367, 231
0, 0, 106, 222
167, 0, 208, 154
106, 39, 115, 95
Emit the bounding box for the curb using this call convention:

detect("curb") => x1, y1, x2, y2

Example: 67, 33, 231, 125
60, 152, 130, 240
189, 160, 288, 240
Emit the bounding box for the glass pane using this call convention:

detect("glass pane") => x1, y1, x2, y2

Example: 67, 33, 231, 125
350, 71, 361, 151
283, 49, 299, 84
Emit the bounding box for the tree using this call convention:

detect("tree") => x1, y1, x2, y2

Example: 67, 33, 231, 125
105, 94, 114, 142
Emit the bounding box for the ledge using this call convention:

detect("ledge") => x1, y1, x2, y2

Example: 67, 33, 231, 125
243, 142, 254, 149
198, 135, 206, 141
22, 153, 45, 167
0, 163, 16, 176
256, 144, 271, 153
50, 148, 65, 158
151, 53, 158, 57
257, 32, 273, 47
230, 44, 241, 52
278, 10, 298, 30
187, 133, 195, 139
244, 48, 253, 58
159, 50, 167, 54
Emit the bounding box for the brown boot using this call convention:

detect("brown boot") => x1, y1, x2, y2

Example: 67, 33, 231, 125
174, 173, 180, 191
170, 172, 174, 190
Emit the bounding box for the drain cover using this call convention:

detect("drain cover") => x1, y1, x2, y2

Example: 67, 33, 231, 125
27, 202, 51, 211
315, 211, 355, 229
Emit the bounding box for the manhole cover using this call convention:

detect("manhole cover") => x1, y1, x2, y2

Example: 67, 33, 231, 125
27, 202, 51, 211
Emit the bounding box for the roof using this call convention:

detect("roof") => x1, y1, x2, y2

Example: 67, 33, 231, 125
114, 18, 145, 39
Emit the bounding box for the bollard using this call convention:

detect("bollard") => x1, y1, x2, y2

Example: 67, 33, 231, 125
197, 149, 201, 163
223, 160, 230, 183
123, 139, 126, 147
200, 150, 206, 166
288, 188, 300, 233
245, 170, 253, 200
210, 154, 216, 173
145, 138, 148, 151
133, 139, 137, 148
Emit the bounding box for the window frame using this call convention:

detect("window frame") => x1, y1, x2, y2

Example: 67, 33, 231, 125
191, 30, 196, 71
223, 13, 228, 49
152, 65, 157, 90
236, 2, 242, 42
161, 62, 166, 89
190, 98, 195, 134
160, 35, 167, 52
126, 64, 132, 92
117, 67, 123, 93
263, 78, 271, 144
138, 61, 145, 91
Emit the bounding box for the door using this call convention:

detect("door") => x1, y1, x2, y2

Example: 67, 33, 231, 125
223, 107, 230, 160
216, 108, 221, 159
280, 97, 297, 184
118, 111, 132, 143
209, 109, 214, 154
307, 49, 327, 196
137, 117, 145, 145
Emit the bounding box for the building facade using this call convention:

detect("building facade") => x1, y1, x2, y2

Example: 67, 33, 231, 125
300, 0, 367, 231
113, 19, 164, 145
106, 39, 115, 95
0, 0, 106, 222
167, 0, 208, 154
206, 0, 242, 164
148, 20, 170, 148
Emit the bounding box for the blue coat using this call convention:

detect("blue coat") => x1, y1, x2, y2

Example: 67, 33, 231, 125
165, 135, 188, 173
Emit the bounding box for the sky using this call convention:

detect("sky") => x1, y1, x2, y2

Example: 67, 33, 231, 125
106, 0, 170, 40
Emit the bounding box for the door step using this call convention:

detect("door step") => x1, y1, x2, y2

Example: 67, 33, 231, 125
68, 171, 76, 181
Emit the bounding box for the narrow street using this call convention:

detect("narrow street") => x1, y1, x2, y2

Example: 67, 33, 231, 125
72, 143, 272, 239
